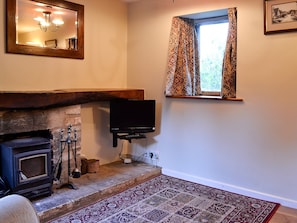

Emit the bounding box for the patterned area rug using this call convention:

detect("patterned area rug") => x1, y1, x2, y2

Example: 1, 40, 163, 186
50, 175, 279, 223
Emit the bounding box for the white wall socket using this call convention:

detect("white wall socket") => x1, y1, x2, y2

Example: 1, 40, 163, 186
147, 151, 159, 160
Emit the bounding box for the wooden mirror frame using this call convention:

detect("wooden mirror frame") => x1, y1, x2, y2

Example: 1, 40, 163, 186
6, 0, 84, 59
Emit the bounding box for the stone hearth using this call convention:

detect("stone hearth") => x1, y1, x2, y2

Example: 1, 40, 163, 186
33, 161, 162, 223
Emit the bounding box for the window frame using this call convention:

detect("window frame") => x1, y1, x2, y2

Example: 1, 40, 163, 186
195, 15, 229, 97
165, 8, 243, 101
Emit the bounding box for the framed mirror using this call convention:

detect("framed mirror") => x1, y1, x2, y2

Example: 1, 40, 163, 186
6, 0, 84, 59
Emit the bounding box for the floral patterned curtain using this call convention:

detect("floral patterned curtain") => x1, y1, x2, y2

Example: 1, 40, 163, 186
165, 8, 237, 98
165, 17, 200, 96
221, 8, 237, 98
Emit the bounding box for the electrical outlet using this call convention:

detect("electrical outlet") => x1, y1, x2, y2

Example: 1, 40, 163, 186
149, 152, 154, 159
143, 151, 159, 166
144, 151, 153, 159
146, 151, 159, 160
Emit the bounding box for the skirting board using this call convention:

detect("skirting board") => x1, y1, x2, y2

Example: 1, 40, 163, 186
162, 168, 297, 209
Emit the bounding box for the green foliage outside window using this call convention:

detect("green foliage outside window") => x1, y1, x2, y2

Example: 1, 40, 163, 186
199, 22, 228, 92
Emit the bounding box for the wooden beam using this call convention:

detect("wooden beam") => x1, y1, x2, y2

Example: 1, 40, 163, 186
0, 89, 144, 110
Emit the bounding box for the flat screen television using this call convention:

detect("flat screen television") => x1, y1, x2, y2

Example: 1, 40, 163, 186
110, 99, 156, 134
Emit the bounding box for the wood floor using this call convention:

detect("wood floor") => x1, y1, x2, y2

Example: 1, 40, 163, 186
270, 206, 297, 223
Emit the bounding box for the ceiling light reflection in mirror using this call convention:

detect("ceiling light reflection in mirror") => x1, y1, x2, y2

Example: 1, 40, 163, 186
16, 0, 77, 49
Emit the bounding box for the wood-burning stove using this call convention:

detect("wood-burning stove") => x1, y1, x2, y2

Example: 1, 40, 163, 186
0, 137, 52, 199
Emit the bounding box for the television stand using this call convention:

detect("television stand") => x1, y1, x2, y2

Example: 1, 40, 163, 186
113, 133, 146, 147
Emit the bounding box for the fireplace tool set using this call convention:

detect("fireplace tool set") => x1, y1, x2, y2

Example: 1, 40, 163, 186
54, 125, 81, 190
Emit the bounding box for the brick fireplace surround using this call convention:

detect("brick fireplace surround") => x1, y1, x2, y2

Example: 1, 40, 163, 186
0, 89, 144, 191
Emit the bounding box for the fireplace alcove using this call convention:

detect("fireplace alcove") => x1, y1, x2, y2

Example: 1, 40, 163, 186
0, 89, 144, 199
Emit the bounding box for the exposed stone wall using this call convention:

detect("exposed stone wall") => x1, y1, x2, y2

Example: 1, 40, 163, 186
0, 105, 81, 186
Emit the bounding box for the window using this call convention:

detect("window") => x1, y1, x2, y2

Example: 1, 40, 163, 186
165, 8, 240, 100
197, 20, 229, 96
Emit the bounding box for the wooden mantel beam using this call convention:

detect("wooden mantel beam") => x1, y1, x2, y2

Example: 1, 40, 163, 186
0, 89, 144, 110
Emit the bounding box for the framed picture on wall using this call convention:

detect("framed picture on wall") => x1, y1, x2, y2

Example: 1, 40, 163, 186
45, 39, 58, 48
264, 0, 297, 34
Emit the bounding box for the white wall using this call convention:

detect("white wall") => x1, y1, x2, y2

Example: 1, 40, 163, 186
0, 0, 128, 90
127, 0, 297, 208
0, 0, 128, 164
